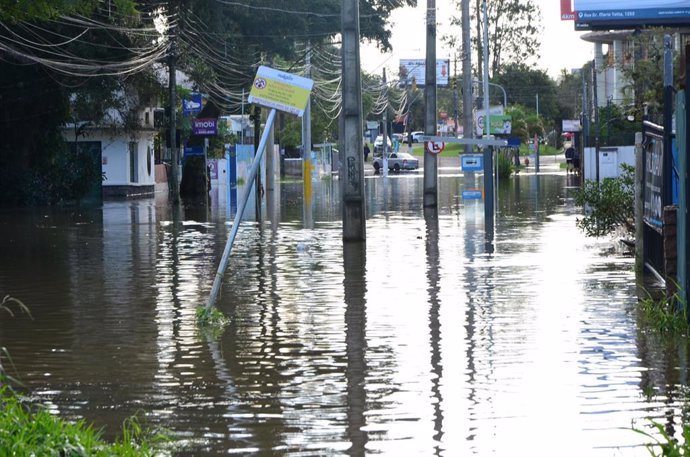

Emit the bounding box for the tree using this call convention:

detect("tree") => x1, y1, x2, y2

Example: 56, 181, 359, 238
0, 0, 136, 22
446, 0, 541, 79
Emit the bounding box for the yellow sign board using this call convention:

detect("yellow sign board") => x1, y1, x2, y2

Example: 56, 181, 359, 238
248, 66, 314, 117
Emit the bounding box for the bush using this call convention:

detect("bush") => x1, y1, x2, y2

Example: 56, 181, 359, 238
574, 163, 634, 238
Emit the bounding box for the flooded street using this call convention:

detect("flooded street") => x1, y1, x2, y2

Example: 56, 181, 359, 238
0, 165, 685, 456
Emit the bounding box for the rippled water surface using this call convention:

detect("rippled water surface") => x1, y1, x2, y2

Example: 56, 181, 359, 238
0, 167, 686, 456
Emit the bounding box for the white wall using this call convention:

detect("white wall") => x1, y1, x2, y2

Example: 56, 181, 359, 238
65, 129, 156, 187
583, 145, 635, 182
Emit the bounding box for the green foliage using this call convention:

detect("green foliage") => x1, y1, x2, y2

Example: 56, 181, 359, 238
634, 418, 690, 457
639, 294, 690, 335
0, 0, 137, 22
506, 105, 545, 143
496, 151, 514, 179
0, 386, 170, 455
445, 0, 541, 78
196, 306, 229, 340
574, 163, 635, 238
493, 63, 559, 121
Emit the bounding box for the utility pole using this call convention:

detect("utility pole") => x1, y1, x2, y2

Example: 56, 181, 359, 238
168, 33, 179, 203
461, 0, 473, 152
341, 0, 366, 241
453, 55, 459, 137
592, 59, 599, 182
253, 106, 262, 220
302, 44, 313, 224
481, 0, 494, 233
424, 0, 438, 208
382, 68, 389, 176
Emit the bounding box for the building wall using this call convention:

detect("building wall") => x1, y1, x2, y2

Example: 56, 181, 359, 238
583, 145, 635, 182
64, 128, 157, 198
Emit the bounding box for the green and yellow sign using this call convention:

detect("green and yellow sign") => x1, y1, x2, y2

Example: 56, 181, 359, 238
248, 66, 314, 117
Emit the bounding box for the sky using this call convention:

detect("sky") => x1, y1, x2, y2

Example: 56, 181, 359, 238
360, 0, 594, 80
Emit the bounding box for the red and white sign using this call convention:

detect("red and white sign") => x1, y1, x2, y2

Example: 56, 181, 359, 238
561, 0, 575, 20
426, 140, 445, 155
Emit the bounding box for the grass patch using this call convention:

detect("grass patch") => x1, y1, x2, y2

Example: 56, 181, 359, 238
0, 385, 171, 455
634, 419, 690, 457
638, 295, 690, 335
196, 306, 229, 340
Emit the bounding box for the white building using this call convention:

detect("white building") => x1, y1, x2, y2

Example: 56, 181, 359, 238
63, 106, 158, 198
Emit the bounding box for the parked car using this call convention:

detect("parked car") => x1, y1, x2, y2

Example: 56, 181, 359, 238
373, 135, 392, 156
372, 152, 419, 173
411, 131, 424, 143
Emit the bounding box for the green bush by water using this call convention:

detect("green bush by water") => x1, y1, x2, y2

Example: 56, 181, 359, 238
0, 385, 171, 456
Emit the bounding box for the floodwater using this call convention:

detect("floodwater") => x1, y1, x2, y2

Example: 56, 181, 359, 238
0, 162, 687, 456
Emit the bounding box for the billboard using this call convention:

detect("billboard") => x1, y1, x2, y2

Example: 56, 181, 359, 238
574, 0, 690, 30
562, 119, 582, 132
399, 59, 450, 87
474, 106, 509, 136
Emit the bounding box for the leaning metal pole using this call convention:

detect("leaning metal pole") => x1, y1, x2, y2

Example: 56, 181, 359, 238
206, 109, 277, 309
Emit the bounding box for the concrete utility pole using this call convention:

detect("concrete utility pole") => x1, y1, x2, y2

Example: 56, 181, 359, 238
461, 0, 473, 152
424, 0, 438, 208
453, 56, 459, 136
382, 68, 389, 176
341, 0, 366, 241
302, 44, 313, 224
592, 59, 599, 182
168, 35, 179, 203
481, 0, 494, 233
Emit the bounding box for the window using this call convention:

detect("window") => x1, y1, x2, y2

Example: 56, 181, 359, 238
129, 141, 139, 183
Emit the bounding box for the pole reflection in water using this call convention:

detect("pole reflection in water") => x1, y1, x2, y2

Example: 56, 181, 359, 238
423, 207, 443, 452
343, 241, 368, 456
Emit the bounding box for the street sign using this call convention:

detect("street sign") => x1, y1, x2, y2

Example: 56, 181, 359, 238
461, 155, 483, 172
462, 189, 483, 200
426, 140, 445, 155
248, 66, 314, 117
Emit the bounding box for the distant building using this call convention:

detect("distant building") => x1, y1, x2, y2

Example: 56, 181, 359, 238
581, 30, 635, 107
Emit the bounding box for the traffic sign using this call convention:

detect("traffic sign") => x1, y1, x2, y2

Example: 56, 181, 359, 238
426, 140, 446, 154
461, 155, 483, 171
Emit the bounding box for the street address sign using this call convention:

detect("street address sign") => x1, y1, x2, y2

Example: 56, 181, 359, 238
426, 140, 445, 154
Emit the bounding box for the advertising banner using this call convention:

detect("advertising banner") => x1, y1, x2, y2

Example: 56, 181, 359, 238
643, 137, 663, 232
475, 112, 512, 136
192, 118, 217, 136
399, 59, 450, 87
248, 66, 314, 117
574, 0, 690, 30
182, 93, 202, 115
562, 119, 582, 132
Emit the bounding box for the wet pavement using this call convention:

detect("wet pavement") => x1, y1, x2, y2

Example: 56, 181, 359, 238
0, 159, 687, 456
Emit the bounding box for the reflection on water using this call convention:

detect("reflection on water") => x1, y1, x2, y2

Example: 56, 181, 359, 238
0, 170, 683, 456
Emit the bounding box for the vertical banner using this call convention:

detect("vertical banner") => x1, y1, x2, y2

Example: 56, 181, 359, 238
561, 0, 575, 20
